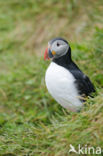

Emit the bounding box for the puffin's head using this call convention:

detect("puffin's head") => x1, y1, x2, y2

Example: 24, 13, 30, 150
44, 37, 70, 60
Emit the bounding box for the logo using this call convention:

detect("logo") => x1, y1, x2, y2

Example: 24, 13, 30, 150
69, 144, 102, 155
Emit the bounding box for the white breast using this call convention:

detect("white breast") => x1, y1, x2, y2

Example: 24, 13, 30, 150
45, 62, 83, 112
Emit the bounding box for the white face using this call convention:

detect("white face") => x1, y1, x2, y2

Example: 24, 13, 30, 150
48, 39, 69, 58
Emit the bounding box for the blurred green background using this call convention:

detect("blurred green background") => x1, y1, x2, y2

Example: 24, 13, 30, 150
0, 0, 103, 155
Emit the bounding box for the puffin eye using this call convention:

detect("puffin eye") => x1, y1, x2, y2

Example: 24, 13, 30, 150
57, 43, 60, 47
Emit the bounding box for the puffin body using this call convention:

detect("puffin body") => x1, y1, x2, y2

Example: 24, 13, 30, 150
45, 62, 83, 112
44, 37, 95, 112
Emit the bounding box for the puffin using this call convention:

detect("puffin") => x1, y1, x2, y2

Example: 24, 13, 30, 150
44, 37, 95, 112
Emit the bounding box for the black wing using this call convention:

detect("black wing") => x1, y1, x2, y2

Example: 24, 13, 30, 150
72, 70, 95, 96
68, 61, 95, 96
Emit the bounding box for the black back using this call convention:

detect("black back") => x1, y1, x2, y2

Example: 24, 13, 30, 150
53, 47, 95, 97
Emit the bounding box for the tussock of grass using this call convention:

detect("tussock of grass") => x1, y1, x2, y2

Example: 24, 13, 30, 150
0, 0, 103, 155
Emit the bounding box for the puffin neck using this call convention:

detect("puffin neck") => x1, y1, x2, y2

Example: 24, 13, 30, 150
52, 47, 72, 66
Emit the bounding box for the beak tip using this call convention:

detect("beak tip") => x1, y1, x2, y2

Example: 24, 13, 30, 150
44, 47, 49, 60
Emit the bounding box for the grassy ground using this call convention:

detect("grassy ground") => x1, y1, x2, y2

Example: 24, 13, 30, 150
0, 0, 103, 155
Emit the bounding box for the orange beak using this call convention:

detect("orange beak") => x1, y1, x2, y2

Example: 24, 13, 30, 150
44, 46, 56, 60
44, 47, 49, 60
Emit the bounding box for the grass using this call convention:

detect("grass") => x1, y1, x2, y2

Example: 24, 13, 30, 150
0, 0, 103, 155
